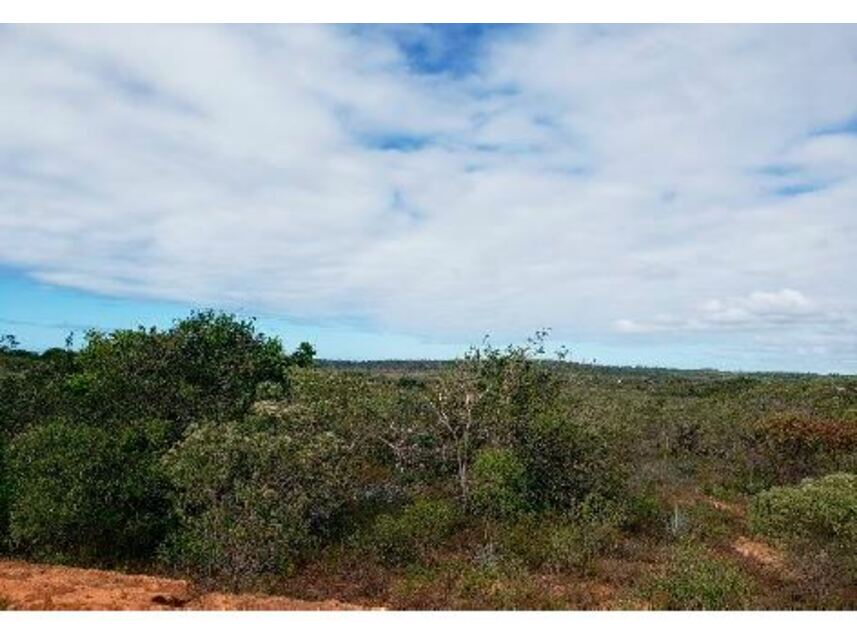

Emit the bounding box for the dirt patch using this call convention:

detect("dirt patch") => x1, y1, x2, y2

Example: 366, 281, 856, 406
0, 559, 378, 611
731, 536, 785, 572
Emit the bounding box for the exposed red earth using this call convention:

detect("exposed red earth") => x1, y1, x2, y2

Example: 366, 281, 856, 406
0, 559, 376, 611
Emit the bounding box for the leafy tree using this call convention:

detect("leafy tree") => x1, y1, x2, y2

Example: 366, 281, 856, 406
290, 341, 316, 367
66, 310, 302, 428
0, 334, 19, 352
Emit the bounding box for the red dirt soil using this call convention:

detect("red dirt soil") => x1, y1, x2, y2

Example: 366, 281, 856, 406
0, 559, 376, 611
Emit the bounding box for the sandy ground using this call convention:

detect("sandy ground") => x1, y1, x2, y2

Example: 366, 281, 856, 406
0, 559, 375, 611
731, 536, 786, 572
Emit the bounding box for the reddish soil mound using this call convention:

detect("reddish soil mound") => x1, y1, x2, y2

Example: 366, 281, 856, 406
0, 559, 375, 611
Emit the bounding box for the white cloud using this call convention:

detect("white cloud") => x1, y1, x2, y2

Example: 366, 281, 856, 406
617, 288, 848, 334
1, 25, 856, 369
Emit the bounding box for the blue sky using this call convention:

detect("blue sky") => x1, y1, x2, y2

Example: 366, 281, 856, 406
1, 24, 857, 372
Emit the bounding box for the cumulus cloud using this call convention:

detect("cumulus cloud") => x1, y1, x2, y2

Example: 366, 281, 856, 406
1, 25, 856, 369
616, 288, 840, 333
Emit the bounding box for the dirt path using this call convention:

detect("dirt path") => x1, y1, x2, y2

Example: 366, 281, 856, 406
0, 559, 376, 611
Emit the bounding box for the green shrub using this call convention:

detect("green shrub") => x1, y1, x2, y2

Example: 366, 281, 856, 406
519, 409, 628, 511
162, 417, 353, 584
255, 380, 286, 401
750, 473, 857, 545
418, 333, 567, 509
389, 558, 563, 610
0, 434, 9, 551
8, 420, 173, 562
470, 447, 527, 520
362, 497, 459, 566
497, 496, 625, 574
749, 473, 857, 581
544, 497, 625, 574
647, 545, 754, 610
623, 486, 666, 535
163, 484, 308, 583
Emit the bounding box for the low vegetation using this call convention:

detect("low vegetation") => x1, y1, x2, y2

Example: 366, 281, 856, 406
1, 311, 856, 608
645, 544, 755, 610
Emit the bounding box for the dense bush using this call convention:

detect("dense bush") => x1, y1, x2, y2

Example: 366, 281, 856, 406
0, 435, 8, 551
646, 545, 755, 610
749, 473, 857, 582
519, 408, 628, 511
746, 413, 857, 487
7, 420, 174, 562
543, 497, 625, 574
498, 496, 625, 574
162, 416, 353, 584
0, 356, 71, 438
256, 367, 437, 512
750, 473, 857, 544
361, 497, 460, 566
5, 312, 857, 609
470, 447, 527, 520
67, 311, 295, 427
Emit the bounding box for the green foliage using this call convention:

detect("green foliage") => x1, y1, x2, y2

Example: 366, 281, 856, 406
670, 501, 735, 544
68, 311, 294, 427
543, 497, 625, 573
162, 417, 353, 584
361, 497, 459, 566
281, 366, 450, 505
498, 496, 625, 574
0, 354, 71, 438
7, 420, 173, 562
519, 408, 628, 511
290, 341, 316, 367
389, 558, 563, 610
417, 333, 632, 517
750, 473, 857, 544
5, 315, 857, 608
421, 333, 566, 509
749, 473, 857, 581
0, 434, 9, 551
255, 380, 286, 401
470, 447, 527, 520
622, 486, 666, 535
647, 545, 755, 610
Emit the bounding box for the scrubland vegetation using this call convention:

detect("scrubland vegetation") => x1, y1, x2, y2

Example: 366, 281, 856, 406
1, 314, 856, 609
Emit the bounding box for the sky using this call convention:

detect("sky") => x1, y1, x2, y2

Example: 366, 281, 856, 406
1, 24, 856, 372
